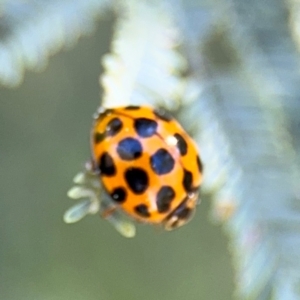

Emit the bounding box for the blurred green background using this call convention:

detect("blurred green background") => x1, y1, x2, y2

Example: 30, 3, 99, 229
0, 16, 234, 300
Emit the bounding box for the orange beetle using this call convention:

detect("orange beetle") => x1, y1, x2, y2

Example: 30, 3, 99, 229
91, 105, 203, 230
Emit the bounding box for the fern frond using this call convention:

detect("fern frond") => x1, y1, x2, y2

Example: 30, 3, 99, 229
178, 1, 300, 299
4, 0, 299, 299
107, 0, 300, 298
0, 0, 110, 87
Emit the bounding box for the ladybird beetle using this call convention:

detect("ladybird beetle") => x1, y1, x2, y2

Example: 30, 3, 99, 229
91, 105, 203, 230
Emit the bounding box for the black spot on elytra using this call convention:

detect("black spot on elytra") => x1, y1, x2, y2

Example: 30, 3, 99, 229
94, 132, 105, 144
125, 168, 149, 194
106, 118, 123, 137
183, 169, 193, 192
150, 149, 174, 175
99, 152, 116, 176
174, 133, 188, 156
125, 105, 140, 110
156, 186, 175, 213
196, 155, 203, 173
134, 204, 150, 218
117, 138, 142, 161
110, 187, 127, 203
134, 118, 157, 138
153, 108, 173, 122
